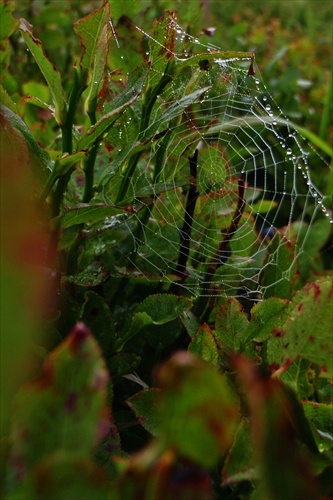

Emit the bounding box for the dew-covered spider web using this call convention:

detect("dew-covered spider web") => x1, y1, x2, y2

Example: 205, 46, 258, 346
93, 13, 332, 301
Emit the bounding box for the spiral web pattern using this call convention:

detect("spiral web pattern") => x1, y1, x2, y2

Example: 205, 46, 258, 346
99, 18, 332, 300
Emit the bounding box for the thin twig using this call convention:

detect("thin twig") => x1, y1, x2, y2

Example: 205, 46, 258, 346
195, 174, 246, 317
175, 148, 200, 281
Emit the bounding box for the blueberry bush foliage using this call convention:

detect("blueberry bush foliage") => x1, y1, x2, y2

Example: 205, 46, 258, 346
1, 1, 332, 499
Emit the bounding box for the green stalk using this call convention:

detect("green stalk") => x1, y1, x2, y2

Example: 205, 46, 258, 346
52, 70, 86, 217
115, 67, 174, 205
82, 111, 98, 203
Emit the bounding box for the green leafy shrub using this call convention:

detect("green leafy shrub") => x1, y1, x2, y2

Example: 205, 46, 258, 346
1, 1, 332, 498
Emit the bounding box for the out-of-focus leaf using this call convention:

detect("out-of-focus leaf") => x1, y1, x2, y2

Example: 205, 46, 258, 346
0, 104, 51, 186
268, 278, 333, 379
222, 419, 258, 486
235, 356, 321, 500
188, 323, 219, 365
156, 352, 239, 467
0, 2, 17, 38
0, 103, 51, 433
109, 0, 142, 21
114, 444, 212, 500
19, 19, 67, 125
22, 81, 50, 104
6, 452, 112, 500
136, 293, 192, 325
214, 298, 249, 354
0, 3, 17, 78
74, 2, 110, 114
127, 388, 161, 436
7, 323, 111, 490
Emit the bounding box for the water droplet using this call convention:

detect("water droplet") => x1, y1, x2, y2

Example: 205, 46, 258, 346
265, 104, 271, 111
263, 96, 267, 102
286, 148, 292, 156
255, 79, 260, 85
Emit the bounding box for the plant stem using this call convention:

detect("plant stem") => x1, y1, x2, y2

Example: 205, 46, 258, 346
174, 149, 199, 280
195, 175, 246, 317
82, 111, 98, 203
53, 71, 86, 216
115, 69, 173, 205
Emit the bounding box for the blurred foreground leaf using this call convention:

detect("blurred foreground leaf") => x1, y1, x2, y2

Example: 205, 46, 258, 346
156, 352, 239, 467
6, 323, 113, 496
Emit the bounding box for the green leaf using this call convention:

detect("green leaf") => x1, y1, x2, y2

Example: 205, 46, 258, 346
267, 278, 333, 379
144, 86, 211, 138
115, 312, 153, 351
7, 323, 111, 487
74, 2, 110, 114
245, 297, 288, 342
156, 352, 239, 468
19, 19, 67, 125
54, 150, 87, 176
21, 95, 54, 113
303, 401, 333, 452
0, 83, 16, 111
214, 298, 249, 354
180, 309, 201, 338
67, 262, 109, 287
0, 3, 17, 38
188, 323, 219, 365
109, 0, 142, 21
260, 231, 299, 299
222, 419, 258, 487
235, 357, 321, 499
77, 91, 142, 151
55, 204, 129, 229
127, 388, 161, 436
8, 452, 111, 500
147, 11, 176, 88
205, 116, 333, 159
136, 293, 192, 325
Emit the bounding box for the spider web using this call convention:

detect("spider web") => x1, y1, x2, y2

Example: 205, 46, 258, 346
96, 15, 332, 301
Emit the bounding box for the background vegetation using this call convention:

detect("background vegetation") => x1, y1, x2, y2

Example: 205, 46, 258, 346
1, 1, 332, 498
